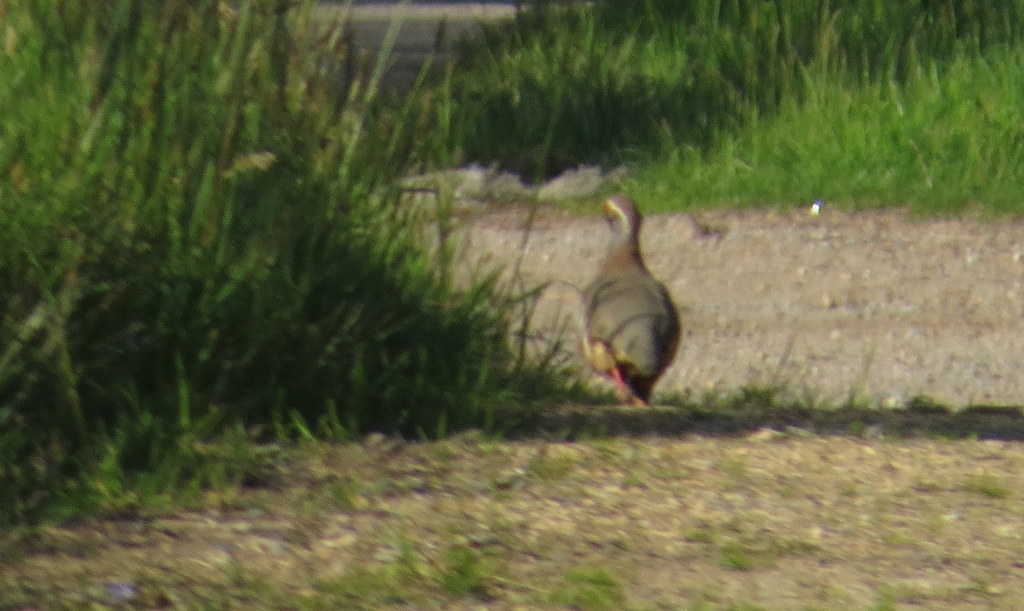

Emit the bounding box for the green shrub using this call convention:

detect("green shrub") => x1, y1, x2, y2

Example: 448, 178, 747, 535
0, 0, 518, 523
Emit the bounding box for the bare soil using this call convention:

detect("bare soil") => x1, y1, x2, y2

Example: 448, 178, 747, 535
469, 206, 1024, 408
4, 433, 1024, 609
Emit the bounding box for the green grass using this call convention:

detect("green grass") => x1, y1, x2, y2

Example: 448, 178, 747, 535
549, 566, 626, 610
719, 541, 756, 571
306, 539, 495, 607
527, 444, 579, 480
0, 0, 561, 525
311, 555, 429, 609
684, 519, 822, 572
446, 0, 1024, 211
436, 543, 494, 598
633, 48, 1024, 213
961, 474, 1012, 499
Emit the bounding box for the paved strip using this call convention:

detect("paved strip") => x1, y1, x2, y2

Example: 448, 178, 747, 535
314, 1, 518, 91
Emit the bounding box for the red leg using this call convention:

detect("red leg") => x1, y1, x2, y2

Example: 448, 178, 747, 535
609, 366, 630, 402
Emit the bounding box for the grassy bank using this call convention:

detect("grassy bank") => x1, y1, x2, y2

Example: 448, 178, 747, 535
447, 0, 1024, 212
0, 0, 563, 524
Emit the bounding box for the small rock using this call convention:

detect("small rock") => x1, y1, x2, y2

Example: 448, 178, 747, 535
537, 165, 624, 201
747, 427, 785, 442
401, 164, 534, 205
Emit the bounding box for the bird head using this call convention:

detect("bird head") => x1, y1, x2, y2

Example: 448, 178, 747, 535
603, 195, 642, 239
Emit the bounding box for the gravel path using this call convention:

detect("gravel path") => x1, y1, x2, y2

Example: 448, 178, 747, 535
464, 206, 1024, 408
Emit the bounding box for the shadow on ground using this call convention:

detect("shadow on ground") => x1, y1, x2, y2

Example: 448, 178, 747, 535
504, 391, 1024, 441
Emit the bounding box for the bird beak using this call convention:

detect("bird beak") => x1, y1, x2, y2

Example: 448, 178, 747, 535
603, 199, 617, 218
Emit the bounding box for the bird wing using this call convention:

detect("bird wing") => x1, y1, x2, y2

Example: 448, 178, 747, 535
581, 273, 680, 377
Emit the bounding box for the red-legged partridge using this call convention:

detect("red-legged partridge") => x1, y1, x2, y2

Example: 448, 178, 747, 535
581, 195, 681, 406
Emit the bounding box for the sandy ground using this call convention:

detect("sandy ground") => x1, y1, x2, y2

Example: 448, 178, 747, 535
463, 205, 1024, 408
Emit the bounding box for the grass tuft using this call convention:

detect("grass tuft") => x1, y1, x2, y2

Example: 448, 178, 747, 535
437, 544, 494, 598
549, 566, 626, 610
961, 475, 1012, 499
0, 0, 554, 525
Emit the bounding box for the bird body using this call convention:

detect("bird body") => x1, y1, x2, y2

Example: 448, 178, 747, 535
580, 196, 680, 405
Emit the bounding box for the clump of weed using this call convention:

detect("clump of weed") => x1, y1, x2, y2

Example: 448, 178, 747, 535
961, 475, 1011, 499
527, 445, 579, 480
0, 0, 547, 525
549, 566, 625, 610
437, 544, 494, 598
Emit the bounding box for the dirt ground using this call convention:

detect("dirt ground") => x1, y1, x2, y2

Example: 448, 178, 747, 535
467, 206, 1024, 408
5, 433, 1024, 609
